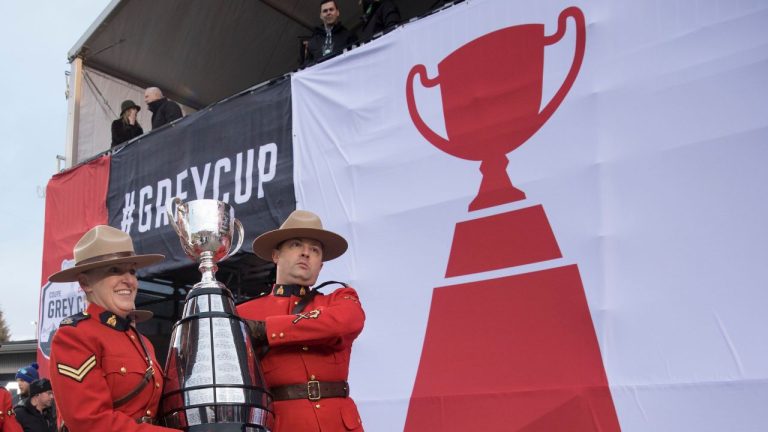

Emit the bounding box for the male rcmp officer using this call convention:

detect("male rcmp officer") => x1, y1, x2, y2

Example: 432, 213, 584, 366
48, 226, 177, 431
237, 210, 365, 431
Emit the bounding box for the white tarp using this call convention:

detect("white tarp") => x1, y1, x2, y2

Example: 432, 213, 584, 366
291, 0, 768, 430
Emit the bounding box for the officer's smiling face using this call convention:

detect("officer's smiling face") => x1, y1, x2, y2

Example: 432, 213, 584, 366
79, 262, 139, 318
273, 238, 324, 286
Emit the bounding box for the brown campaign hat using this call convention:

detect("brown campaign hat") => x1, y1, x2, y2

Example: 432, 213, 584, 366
48, 225, 164, 283
252, 210, 348, 262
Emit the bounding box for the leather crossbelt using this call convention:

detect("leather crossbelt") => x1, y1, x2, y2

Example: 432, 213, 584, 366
270, 380, 349, 401
113, 365, 154, 408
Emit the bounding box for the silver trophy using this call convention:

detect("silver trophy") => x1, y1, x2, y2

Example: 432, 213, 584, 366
161, 198, 273, 431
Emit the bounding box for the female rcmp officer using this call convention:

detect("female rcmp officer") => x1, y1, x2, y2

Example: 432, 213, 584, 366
48, 225, 178, 431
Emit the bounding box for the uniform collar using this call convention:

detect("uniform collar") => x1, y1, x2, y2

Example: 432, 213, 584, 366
273, 284, 309, 297
86, 303, 132, 332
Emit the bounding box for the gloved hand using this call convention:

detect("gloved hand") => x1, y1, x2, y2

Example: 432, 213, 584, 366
245, 319, 267, 345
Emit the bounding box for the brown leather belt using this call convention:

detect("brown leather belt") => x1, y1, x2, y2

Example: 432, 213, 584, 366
271, 380, 349, 401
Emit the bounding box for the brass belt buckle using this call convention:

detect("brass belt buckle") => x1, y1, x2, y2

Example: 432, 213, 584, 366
307, 380, 321, 401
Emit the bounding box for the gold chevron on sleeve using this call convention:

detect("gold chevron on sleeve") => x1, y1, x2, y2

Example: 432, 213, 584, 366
57, 355, 97, 382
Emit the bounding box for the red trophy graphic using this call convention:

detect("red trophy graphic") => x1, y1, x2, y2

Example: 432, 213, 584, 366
404, 7, 621, 431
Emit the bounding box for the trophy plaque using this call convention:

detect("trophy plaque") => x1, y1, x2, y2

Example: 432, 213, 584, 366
161, 198, 273, 431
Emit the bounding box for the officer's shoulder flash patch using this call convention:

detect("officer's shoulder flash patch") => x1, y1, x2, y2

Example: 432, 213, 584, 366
57, 354, 97, 382
59, 312, 90, 327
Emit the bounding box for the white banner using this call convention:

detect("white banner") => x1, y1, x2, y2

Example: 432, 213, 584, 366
292, 0, 768, 430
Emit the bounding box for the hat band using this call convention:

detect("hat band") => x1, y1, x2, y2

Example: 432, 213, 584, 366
77, 251, 136, 266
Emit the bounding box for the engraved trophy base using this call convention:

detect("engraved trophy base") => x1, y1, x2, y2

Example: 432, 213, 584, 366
162, 277, 275, 431
162, 269, 274, 431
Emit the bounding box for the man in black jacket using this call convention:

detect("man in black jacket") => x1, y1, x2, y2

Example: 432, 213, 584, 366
14, 379, 55, 432
302, 0, 358, 67
144, 87, 183, 130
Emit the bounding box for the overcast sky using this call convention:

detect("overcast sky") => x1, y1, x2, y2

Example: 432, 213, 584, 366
0, 0, 111, 340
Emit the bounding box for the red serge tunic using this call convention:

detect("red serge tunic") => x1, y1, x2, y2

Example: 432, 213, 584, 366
49, 303, 177, 431
237, 284, 365, 432
0, 388, 22, 432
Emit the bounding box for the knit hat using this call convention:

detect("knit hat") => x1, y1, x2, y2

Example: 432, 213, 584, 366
16, 362, 40, 383
29, 378, 52, 397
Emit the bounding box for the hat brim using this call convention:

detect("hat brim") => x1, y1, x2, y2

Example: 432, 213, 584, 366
128, 309, 154, 323
252, 228, 348, 262
121, 104, 141, 116
48, 254, 164, 283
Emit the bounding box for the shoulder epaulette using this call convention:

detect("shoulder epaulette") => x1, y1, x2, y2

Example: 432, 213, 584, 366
59, 312, 90, 327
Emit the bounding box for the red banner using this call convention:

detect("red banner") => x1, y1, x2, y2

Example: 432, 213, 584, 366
37, 155, 110, 376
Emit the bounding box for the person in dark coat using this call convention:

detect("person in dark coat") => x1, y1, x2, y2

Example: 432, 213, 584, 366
359, 0, 400, 41
13, 379, 55, 432
144, 87, 183, 130
302, 0, 358, 67
111, 100, 144, 147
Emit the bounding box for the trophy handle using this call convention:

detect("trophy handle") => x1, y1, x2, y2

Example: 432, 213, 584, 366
538, 6, 586, 126
166, 196, 183, 233
223, 218, 244, 261
406, 64, 450, 149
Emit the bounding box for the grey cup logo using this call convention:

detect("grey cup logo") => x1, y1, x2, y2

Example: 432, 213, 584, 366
119, 144, 278, 235
38, 259, 86, 358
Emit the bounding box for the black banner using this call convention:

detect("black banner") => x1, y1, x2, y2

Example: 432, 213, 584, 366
107, 79, 295, 277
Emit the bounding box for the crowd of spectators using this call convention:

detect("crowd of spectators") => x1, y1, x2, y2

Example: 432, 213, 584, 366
5, 363, 57, 432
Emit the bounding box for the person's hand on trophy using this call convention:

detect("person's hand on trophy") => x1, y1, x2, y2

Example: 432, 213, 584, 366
245, 319, 268, 345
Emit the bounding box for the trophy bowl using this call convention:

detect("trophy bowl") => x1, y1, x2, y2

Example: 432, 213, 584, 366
167, 197, 244, 266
